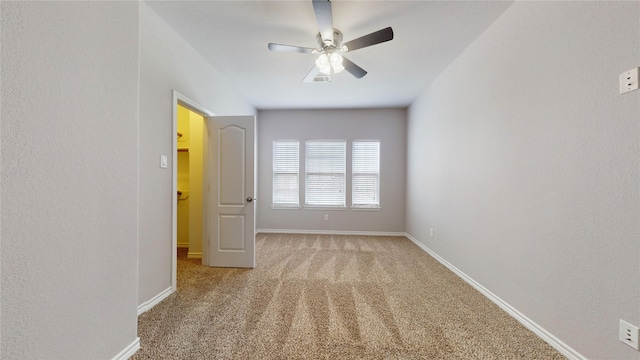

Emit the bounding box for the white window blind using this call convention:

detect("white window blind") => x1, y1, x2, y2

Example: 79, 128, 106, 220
352, 141, 380, 207
305, 141, 346, 207
272, 141, 299, 206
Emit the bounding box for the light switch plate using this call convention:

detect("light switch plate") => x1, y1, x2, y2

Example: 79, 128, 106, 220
620, 67, 639, 94
160, 155, 168, 169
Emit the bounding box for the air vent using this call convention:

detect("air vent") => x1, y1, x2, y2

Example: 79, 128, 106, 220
313, 75, 331, 83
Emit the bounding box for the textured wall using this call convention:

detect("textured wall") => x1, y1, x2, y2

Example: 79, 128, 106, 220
188, 110, 204, 258
406, 1, 639, 359
177, 106, 191, 248
138, 3, 255, 306
1, 2, 140, 358
257, 109, 406, 233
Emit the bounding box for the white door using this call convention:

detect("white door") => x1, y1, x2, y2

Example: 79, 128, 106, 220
206, 115, 256, 268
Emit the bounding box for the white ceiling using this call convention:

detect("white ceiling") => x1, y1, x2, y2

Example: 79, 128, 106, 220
145, 0, 514, 110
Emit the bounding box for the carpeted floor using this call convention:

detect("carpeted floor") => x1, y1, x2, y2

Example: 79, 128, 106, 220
133, 233, 565, 359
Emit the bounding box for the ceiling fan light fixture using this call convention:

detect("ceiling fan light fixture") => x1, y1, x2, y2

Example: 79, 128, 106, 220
315, 53, 329, 68
329, 52, 344, 73
315, 54, 332, 75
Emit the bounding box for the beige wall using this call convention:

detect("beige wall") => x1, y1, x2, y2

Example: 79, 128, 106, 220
138, 3, 256, 306
406, 2, 639, 358
1, 2, 140, 358
257, 109, 406, 234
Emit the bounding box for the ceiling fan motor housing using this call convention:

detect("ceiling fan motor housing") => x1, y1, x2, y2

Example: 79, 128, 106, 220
317, 28, 343, 50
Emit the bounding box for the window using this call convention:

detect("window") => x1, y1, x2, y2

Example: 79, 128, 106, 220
305, 141, 346, 207
352, 141, 380, 208
272, 141, 299, 207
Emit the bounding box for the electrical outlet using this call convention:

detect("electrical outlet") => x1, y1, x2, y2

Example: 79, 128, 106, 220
620, 67, 639, 94
324, 214, 328, 221
620, 319, 639, 350
430, 228, 434, 237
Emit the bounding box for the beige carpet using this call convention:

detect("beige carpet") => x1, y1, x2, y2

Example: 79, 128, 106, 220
133, 233, 565, 359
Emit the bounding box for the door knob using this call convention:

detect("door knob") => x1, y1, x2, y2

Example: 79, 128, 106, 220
246, 197, 253, 203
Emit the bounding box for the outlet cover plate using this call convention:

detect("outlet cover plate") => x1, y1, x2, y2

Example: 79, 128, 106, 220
620, 319, 639, 350
620, 67, 639, 94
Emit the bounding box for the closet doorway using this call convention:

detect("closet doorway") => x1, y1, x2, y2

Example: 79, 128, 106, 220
171, 91, 256, 290
176, 104, 205, 262
171, 91, 214, 291
176, 104, 205, 259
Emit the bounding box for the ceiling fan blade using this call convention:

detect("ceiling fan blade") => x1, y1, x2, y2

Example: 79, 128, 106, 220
268, 43, 316, 54
342, 57, 367, 79
342, 27, 394, 52
312, 0, 333, 44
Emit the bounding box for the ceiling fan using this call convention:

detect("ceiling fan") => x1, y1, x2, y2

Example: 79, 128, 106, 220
268, 0, 394, 83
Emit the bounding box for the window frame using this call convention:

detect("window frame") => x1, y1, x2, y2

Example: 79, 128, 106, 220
304, 140, 347, 209
271, 140, 300, 209
351, 140, 381, 210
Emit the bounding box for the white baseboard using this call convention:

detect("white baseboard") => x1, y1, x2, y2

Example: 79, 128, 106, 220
256, 229, 406, 237
111, 337, 140, 360
187, 252, 202, 259
403, 233, 586, 360
137, 287, 173, 316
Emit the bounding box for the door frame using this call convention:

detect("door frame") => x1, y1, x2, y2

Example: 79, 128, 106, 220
171, 90, 214, 291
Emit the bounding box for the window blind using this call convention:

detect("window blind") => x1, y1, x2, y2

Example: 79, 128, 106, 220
305, 141, 346, 207
352, 141, 380, 207
272, 141, 299, 206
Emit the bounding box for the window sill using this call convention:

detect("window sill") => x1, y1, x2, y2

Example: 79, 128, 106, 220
304, 206, 347, 211
271, 205, 301, 210
351, 206, 381, 211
